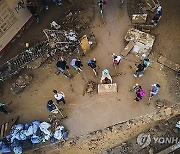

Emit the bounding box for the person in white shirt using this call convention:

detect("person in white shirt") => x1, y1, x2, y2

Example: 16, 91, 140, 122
100, 69, 112, 84
112, 53, 121, 66
53, 90, 66, 104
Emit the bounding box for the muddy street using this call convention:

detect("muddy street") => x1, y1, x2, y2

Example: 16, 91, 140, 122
0, 0, 180, 153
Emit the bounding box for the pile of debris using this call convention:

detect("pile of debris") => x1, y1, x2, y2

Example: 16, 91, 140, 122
128, 0, 161, 32
60, 9, 92, 34
121, 27, 155, 57
0, 41, 49, 81
10, 74, 32, 94
155, 99, 171, 109
43, 29, 78, 54
83, 81, 98, 95
0, 118, 68, 154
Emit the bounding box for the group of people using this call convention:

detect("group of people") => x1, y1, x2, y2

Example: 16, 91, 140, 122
131, 83, 161, 103
56, 57, 83, 76
46, 90, 66, 114
131, 56, 161, 103
55, 52, 160, 104
133, 58, 150, 78
56, 53, 122, 81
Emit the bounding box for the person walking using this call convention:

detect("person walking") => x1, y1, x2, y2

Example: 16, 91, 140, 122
53, 90, 66, 104
143, 58, 150, 69
149, 84, 161, 100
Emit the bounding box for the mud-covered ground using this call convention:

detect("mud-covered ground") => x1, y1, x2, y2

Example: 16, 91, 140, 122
0, 0, 180, 153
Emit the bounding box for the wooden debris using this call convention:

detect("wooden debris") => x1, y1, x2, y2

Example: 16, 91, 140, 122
158, 55, 180, 72
124, 28, 155, 55
0, 116, 19, 139
121, 41, 135, 57
132, 14, 148, 24
83, 81, 97, 95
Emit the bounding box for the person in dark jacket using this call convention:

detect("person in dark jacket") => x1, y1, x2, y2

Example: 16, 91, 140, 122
26, 0, 39, 23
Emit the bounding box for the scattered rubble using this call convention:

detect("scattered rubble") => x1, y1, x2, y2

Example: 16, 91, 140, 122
83, 81, 98, 96
10, 74, 32, 94
124, 28, 155, 56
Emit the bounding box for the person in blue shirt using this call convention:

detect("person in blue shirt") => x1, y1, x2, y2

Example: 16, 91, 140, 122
88, 58, 97, 76
46, 100, 59, 113
151, 6, 162, 26
149, 84, 161, 100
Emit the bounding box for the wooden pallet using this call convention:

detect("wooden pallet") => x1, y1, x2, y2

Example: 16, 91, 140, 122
0, 116, 19, 139
158, 55, 180, 72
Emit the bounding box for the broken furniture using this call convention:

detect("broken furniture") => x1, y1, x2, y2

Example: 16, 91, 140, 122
10, 74, 32, 94
80, 34, 97, 55
98, 83, 118, 93
142, 0, 160, 12
123, 28, 155, 57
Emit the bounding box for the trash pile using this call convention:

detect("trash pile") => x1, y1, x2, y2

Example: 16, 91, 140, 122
124, 27, 155, 56
0, 120, 68, 153
83, 81, 98, 95
43, 29, 78, 54
61, 9, 89, 33
128, 0, 162, 32
10, 74, 32, 94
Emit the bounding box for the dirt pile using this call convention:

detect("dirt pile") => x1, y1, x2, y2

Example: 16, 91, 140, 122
83, 81, 98, 96
106, 114, 180, 154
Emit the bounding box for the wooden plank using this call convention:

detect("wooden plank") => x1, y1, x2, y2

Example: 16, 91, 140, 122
4, 116, 19, 136
98, 83, 117, 93
158, 55, 180, 71
4, 122, 8, 131
121, 41, 135, 57
0, 124, 5, 138
0, 116, 19, 138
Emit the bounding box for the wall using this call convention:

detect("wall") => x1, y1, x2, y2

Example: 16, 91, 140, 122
0, 0, 32, 55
